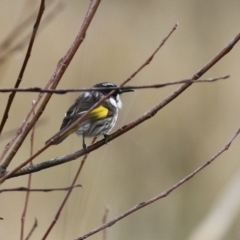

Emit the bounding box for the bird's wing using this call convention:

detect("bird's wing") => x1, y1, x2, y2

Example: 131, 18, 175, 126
59, 91, 110, 131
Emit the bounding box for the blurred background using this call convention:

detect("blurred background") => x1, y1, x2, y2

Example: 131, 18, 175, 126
1, 0, 240, 239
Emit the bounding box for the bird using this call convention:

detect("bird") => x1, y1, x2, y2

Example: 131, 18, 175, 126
45, 82, 134, 150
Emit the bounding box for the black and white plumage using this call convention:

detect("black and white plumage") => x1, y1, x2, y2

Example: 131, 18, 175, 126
45, 82, 134, 148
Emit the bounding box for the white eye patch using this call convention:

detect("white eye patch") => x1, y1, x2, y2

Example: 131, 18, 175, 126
109, 97, 117, 108
109, 95, 122, 109
115, 94, 122, 109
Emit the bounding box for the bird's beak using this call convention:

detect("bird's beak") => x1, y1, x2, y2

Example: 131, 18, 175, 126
119, 88, 135, 94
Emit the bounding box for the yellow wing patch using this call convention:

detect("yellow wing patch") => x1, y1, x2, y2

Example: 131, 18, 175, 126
90, 105, 108, 119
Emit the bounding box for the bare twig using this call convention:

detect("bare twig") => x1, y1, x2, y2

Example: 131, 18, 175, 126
9, 31, 240, 178
74, 128, 240, 240
0, 0, 45, 135
0, 184, 82, 193
0, 75, 230, 94
123, 23, 178, 84
42, 137, 97, 240
24, 218, 38, 240
0, 0, 101, 180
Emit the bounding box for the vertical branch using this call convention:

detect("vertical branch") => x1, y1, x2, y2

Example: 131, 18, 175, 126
0, 0, 45, 135
20, 101, 36, 240
41, 137, 97, 240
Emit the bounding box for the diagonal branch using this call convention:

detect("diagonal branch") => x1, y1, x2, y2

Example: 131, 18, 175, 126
0, 0, 45, 135
74, 127, 240, 240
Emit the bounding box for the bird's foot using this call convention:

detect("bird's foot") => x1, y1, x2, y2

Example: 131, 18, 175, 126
83, 143, 89, 154
103, 134, 110, 145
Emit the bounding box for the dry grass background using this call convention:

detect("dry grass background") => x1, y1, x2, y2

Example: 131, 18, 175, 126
1, 1, 240, 239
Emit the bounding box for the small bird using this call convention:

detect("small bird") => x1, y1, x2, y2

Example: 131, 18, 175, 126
45, 82, 134, 149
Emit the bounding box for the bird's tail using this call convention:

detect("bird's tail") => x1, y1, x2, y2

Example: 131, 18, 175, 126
45, 128, 73, 145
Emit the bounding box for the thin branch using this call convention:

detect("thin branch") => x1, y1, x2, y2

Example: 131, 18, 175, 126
0, 75, 230, 94
0, 184, 82, 193
0, 0, 101, 178
9, 30, 240, 178
20, 101, 36, 240
123, 23, 178, 84
74, 128, 240, 240
42, 137, 97, 240
0, 0, 45, 135
24, 218, 38, 240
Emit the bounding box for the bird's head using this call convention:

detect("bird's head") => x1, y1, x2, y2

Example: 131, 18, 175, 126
93, 82, 134, 109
